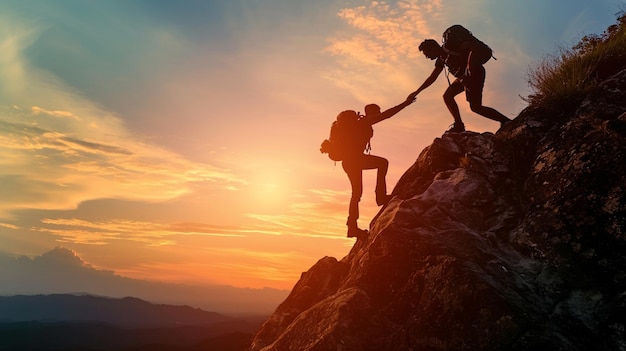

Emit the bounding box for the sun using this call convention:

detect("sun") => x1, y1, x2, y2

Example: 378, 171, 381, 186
248, 168, 292, 209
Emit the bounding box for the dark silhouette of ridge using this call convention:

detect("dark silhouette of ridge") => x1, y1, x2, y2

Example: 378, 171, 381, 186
0, 294, 265, 351
0, 294, 230, 327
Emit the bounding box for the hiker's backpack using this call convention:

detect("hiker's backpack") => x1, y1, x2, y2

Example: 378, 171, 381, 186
320, 110, 373, 161
442, 24, 494, 66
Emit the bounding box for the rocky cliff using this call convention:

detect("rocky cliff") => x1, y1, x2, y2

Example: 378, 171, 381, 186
249, 69, 626, 351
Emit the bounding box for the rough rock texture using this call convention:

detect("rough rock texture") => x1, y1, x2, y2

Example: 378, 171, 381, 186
249, 70, 626, 351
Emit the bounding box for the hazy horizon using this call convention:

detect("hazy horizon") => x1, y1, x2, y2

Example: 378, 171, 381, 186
0, 246, 288, 315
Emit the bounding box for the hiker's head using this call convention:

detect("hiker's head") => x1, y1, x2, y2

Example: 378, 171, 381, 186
419, 39, 441, 60
364, 104, 381, 116
337, 110, 359, 123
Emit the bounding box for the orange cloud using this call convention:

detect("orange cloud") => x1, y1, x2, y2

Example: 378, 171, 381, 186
35, 218, 251, 246
0, 106, 239, 218
324, 0, 443, 102
328, 0, 441, 63
31, 106, 80, 120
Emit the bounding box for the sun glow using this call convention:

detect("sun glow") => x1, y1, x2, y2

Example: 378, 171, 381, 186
247, 166, 293, 209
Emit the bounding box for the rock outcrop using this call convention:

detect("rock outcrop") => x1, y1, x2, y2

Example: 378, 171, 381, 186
250, 70, 626, 351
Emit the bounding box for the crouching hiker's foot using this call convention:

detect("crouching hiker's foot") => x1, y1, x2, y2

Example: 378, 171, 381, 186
347, 226, 368, 239
376, 194, 392, 207
446, 121, 465, 133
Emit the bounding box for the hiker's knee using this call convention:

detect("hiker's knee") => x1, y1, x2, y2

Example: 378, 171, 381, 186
443, 90, 455, 102
443, 83, 463, 100
380, 157, 388, 169
373, 157, 388, 174
469, 101, 483, 112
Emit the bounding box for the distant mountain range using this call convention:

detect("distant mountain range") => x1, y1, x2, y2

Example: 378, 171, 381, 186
0, 294, 234, 327
0, 294, 264, 351
0, 247, 289, 315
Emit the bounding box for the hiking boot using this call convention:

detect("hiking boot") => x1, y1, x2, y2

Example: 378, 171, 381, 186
446, 122, 465, 133
347, 226, 368, 239
376, 194, 392, 206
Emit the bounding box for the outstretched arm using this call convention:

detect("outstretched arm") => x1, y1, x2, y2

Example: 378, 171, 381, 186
369, 95, 415, 125
409, 62, 444, 99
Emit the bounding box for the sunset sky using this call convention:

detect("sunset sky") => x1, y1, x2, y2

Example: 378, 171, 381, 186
0, 0, 620, 292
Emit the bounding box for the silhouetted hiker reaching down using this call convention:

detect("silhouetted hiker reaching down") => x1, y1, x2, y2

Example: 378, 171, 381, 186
321, 95, 415, 238
409, 25, 511, 133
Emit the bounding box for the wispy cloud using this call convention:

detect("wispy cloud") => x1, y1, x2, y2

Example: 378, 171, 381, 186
0, 18, 239, 218
324, 0, 443, 101
328, 0, 441, 62
33, 218, 256, 246
0, 222, 19, 230
31, 106, 80, 120
0, 109, 238, 217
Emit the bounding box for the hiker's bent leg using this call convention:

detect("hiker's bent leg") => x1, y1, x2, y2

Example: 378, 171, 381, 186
470, 104, 510, 123
443, 81, 465, 124
361, 154, 390, 206
466, 66, 510, 123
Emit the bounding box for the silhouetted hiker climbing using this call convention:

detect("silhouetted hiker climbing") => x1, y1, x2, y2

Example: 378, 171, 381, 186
320, 94, 415, 238
409, 25, 511, 133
